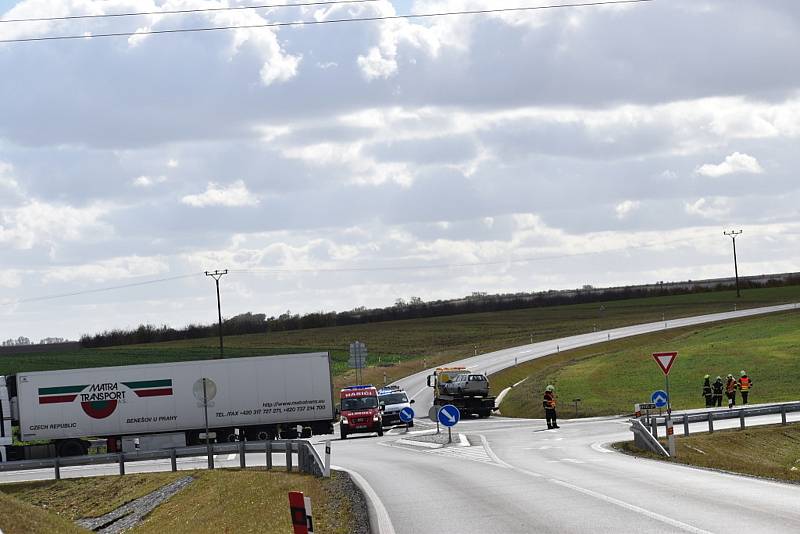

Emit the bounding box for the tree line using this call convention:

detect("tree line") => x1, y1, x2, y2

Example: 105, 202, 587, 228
79, 274, 800, 348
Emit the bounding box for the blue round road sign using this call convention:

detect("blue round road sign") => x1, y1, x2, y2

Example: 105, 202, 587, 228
651, 390, 669, 408
437, 404, 460, 427
399, 407, 415, 423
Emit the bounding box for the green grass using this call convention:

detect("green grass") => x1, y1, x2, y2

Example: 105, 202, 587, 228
495, 310, 800, 418
1, 470, 363, 534
0, 472, 186, 520
3, 285, 799, 395
617, 423, 800, 483
0, 492, 87, 534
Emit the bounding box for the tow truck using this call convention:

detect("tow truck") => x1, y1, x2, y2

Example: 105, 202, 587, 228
378, 385, 415, 428
427, 366, 495, 418
339, 385, 383, 439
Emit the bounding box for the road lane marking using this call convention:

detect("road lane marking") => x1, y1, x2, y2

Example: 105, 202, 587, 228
478, 433, 712, 532
590, 441, 614, 453
548, 478, 715, 534
332, 464, 396, 534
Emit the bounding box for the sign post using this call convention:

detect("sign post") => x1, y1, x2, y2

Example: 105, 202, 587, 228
437, 404, 460, 443
399, 407, 415, 431
193, 377, 217, 469
652, 351, 678, 457
349, 341, 368, 384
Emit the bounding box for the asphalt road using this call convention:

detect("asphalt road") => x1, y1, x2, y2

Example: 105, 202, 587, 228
2, 302, 799, 533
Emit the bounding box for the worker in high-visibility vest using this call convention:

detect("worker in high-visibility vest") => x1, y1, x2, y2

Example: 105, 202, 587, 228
543, 385, 559, 429
712, 376, 724, 407
702, 375, 713, 407
738, 370, 753, 405
725, 374, 737, 408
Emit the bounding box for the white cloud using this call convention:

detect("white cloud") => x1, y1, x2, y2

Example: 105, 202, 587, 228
181, 180, 259, 207
167, 159, 179, 168
133, 175, 167, 187
43, 256, 170, 284
696, 152, 764, 177
0, 201, 112, 249
615, 200, 640, 220
684, 197, 731, 219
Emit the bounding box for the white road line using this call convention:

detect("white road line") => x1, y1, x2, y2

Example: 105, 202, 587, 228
479, 434, 713, 533
590, 441, 614, 453
548, 479, 715, 534
332, 465, 396, 534
394, 439, 443, 449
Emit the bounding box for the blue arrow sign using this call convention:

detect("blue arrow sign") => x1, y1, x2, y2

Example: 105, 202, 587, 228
651, 390, 669, 408
437, 404, 460, 427
399, 407, 415, 423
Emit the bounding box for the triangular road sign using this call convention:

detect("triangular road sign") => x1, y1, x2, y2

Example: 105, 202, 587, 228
652, 352, 678, 375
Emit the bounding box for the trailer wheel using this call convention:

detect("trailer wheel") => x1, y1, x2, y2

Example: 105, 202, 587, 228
57, 439, 87, 457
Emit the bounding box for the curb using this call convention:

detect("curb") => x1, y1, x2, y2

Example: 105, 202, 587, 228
332, 465, 396, 534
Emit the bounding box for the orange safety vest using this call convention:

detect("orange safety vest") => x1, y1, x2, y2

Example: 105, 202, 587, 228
739, 377, 751, 391
543, 392, 556, 409
725, 379, 737, 393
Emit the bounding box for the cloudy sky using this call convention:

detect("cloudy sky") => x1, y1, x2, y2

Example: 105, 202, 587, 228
1, 0, 799, 342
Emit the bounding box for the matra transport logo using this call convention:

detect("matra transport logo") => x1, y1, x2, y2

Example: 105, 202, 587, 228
37, 380, 173, 419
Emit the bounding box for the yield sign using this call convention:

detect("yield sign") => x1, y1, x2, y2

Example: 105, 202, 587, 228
652, 351, 678, 375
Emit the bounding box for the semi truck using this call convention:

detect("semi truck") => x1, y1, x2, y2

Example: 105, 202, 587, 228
0, 352, 335, 462
427, 366, 494, 418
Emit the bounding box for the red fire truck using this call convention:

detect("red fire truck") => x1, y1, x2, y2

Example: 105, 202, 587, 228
339, 385, 383, 439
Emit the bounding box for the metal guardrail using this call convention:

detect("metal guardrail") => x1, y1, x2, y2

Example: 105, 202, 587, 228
630, 401, 800, 457
0, 439, 325, 480
651, 401, 800, 435
629, 418, 669, 457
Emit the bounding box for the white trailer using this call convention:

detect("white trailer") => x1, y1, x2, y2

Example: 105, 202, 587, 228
1, 352, 334, 460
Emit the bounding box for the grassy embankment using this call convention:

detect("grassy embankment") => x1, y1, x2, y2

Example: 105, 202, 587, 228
616, 423, 800, 483
0, 470, 361, 534
493, 309, 800, 418
2, 285, 799, 394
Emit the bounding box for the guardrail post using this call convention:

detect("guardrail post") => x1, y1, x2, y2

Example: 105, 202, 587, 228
239, 440, 246, 469
118, 452, 125, 476
286, 441, 293, 472
170, 448, 177, 472
708, 412, 714, 433
650, 418, 658, 439
299, 444, 307, 474
54, 457, 60, 480
781, 405, 787, 425
266, 440, 272, 470
683, 414, 689, 437
739, 410, 746, 430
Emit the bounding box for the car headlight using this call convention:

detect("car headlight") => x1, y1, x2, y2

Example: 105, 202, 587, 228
341, 416, 348, 425
373, 414, 380, 421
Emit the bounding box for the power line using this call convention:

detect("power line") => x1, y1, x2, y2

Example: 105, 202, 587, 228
4, 273, 200, 306
228, 235, 696, 274
0, 0, 655, 44
2, 232, 697, 306
0, 0, 381, 24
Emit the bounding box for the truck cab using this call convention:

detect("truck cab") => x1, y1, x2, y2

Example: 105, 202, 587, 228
339, 385, 383, 439
1, 376, 12, 462
378, 386, 415, 428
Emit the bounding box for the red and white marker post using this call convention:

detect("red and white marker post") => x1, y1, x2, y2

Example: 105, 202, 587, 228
652, 351, 678, 457
289, 491, 314, 534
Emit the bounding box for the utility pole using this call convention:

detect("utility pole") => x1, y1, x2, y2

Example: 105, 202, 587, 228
204, 270, 228, 358
723, 230, 743, 298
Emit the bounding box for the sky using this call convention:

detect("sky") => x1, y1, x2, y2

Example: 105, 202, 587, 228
1, 0, 799, 342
